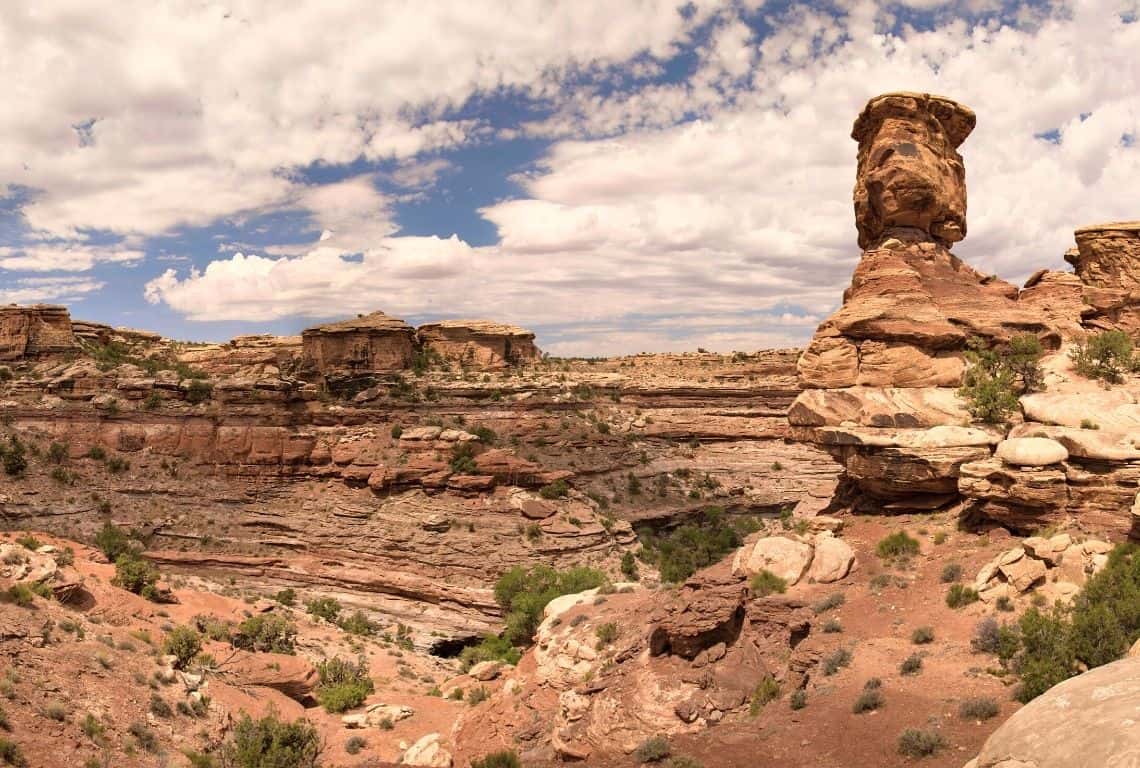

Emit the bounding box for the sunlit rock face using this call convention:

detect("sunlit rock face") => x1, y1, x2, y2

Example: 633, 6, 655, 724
852, 91, 975, 250
0, 304, 78, 361
1067, 221, 1140, 333
416, 319, 540, 369
300, 310, 416, 376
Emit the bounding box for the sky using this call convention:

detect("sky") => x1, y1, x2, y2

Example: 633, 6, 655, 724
0, 1, 1137, 356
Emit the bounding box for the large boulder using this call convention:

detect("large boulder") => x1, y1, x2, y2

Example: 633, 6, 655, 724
996, 437, 1069, 467
401, 733, 453, 767
971, 655, 1140, 767
806, 534, 855, 584
732, 537, 813, 584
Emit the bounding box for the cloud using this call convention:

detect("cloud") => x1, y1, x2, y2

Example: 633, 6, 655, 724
0, 244, 143, 272
0, 276, 105, 303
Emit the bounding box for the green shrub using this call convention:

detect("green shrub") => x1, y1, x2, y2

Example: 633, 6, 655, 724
876, 531, 919, 559
2, 437, 26, 477
315, 657, 373, 713
634, 735, 671, 763
620, 551, 639, 580
467, 686, 489, 706
459, 635, 521, 672
749, 676, 780, 715
595, 622, 619, 645
493, 565, 607, 644
946, 584, 979, 609
86, 446, 106, 460
750, 569, 787, 597
899, 653, 923, 675
4, 584, 33, 608
46, 441, 68, 465
13, 535, 40, 551
959, 335, 1044, 424
852, 686, 884, 714
940, 563, 963, 583
149, 694, 173, 718
813, 592, 845, 614
275, 588, 296, 607
971, 616, 1005, 655
305, 597, 341, 624
128, 721, 158, 752
224, 712, 321, 768
337, 610, 375, 636
105, 456, 130, 474
958, 696, 999, 720
637, 507, 757, 583
344, 735, 366, 755
897, 728, 945, 758
449, 443, 478, 475
822, 618, 842, 633
538, 479, 569, 499
231, 614, 297, 654
911, 626, 935, 645
1014, 605, 1076, 702
1071, 330, 1138, 384
822, 647, 852, 676
113, 554, 159, 600
789, 689, 807, 710
185, 379, 213, 404
0, 738, 26, 767
470, 752, 521, 768
1081, 418, 1100, 430
94, 521, 133, 561
163, 626, 202, 670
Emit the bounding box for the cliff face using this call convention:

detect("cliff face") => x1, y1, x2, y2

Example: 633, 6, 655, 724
417, 319, 541, 368
0, 304, 78, 361
301, 311, 417, 376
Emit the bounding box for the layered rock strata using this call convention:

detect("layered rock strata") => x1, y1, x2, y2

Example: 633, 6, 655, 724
417, 319, 541, 368
301, 311, 417, 376
0, 304, 78, 361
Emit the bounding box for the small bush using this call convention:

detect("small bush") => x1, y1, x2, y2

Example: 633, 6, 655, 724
1081, 418, 1100, 430
899, 653, 923, 675
620, 551, 639, 580
789, 689, 807, 710
105, 456, 130, 474
0, 738, 26, 767
112, 554, 160, 600
822, 647, 852, 676
275, 588, 296, 606
345, 736, 366, 755
946, 584, 980, 609
128, 721, 158, 752
897, 728, 945, 758
163, 626, 202, 670
337, 610, 375, 636
471, 752, 521, 768
14, 535, 41, 551
911, 626, 935, 645
634, 735, 671, 763
970, 617, 1003, 654
306, 597, 341, 624
494, 565, 607, 644
80, 712, 104, 740
1071, 330, 1138, 384
224, 712, 320, 768
958, 696, 999, 721
750, 569, 787, 597
595, 622, 619, 645
149, 694, 173, 718
467, 686, 490, 706
94, 521, 132, 561
86, 446, 106, 460
231, 614, 297, 654
539, 479, 569, 499
46, 441, 68, 465
876, 531, 919, 559
185, 379, 213, 405
959, 335, 1043, 424
852, 687, 884, 714
822, 618, 843, 633
813, 592, 845, 614
459, 635, 521, 672
315, 657, 373, 713
995, 595, 1014, 612
2, 437, 26, 477
940, 563, 963, 583
748, 676, 780, 715
5, 585, 34, 608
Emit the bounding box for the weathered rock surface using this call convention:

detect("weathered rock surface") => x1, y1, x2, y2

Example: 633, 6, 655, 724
301, 311, 416, 376
971, 655, 1140, 768
995, 437, 1068, 467
416, 319, 540, 368
1068, 221, 1140, 333
0, 304, 77, 361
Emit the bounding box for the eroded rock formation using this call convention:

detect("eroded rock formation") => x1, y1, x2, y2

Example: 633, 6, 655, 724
1068, 221, 1140, 333
0, 304, 77, 361
417, 319, 540, 368
301, 311, 417, 376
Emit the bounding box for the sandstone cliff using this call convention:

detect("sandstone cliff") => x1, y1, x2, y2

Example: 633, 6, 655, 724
0, 304, 77, 361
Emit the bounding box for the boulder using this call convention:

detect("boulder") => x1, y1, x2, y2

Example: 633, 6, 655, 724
732, 537, 813, 584
995, 437, 1068, 467
972, 655, 1140, 768
221, 651, 318, 701
998, 554, 1047, 593
648, 572, 747, 660
401, 733, 452, 767
806, 534, 855, 583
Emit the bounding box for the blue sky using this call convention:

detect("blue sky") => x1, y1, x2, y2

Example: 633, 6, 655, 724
0, 1, 1137, 355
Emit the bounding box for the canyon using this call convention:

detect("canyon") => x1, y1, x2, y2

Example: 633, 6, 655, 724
3, 91, 1140, 768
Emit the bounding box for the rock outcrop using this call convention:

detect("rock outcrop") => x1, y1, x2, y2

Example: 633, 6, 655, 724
416, 320, 540, 368
301, 311, 416, 377
0, 304, 78, 361
968, 655, 1140, 768
1067, 221, 1140, 333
